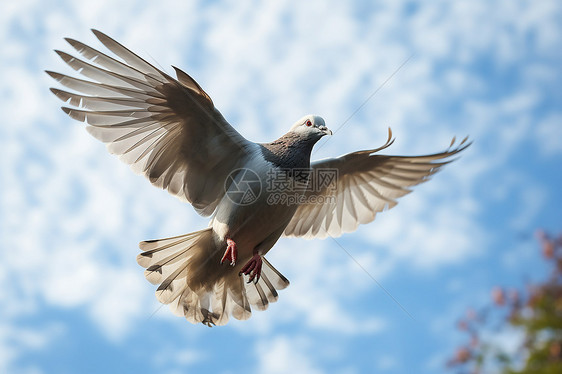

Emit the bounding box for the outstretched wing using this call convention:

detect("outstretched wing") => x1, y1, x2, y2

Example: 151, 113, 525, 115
283, 130, 471, 239
47, 29, 254, 216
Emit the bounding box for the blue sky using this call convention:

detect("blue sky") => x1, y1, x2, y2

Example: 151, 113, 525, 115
1, 0, 561, 373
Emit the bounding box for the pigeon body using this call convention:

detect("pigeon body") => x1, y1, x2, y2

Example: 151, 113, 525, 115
48, 30, 470, 326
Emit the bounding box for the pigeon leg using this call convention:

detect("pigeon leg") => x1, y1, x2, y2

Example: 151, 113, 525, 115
220, 238, 237, 266
239, 253, 263, 284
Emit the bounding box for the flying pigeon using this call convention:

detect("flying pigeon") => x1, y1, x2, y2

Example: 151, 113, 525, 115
47, 30, 470, 326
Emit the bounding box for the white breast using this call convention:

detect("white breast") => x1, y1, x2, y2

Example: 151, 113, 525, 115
211, 153, 303, 257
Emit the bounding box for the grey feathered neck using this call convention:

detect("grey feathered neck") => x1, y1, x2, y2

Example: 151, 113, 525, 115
260, 132, 320, 169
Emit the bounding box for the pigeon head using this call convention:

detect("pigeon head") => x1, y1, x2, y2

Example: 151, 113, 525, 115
288, 115, 333, 140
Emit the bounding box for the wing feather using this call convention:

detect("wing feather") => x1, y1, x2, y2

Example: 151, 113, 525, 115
49, 30, 254, 215
284, 135, 471, 239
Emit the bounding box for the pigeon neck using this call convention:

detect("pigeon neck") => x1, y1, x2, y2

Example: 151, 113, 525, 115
260, 132, 318, 170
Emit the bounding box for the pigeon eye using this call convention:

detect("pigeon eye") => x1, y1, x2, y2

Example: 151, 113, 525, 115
306, 120, 312, 127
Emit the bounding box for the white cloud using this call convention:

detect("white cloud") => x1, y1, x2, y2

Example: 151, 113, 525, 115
0, 322, 63, 374
535, 113, 562, 156
509, 182, 547, 230
363, 186, 487, 270
376, 355, 399, 371
40, 243, 101, 307
88, 268, 148, 341
152, 346, 206, 370
256, 335, 323, 374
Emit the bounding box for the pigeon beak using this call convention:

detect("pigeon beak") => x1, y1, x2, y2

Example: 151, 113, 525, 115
319, 126, 333, 136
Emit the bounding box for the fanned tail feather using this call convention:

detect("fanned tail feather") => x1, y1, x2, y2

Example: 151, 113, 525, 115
138, 229, 289, 326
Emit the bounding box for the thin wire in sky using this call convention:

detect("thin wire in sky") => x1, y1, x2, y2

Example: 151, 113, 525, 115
325, 231, 416, 321
314, 53, 415, 155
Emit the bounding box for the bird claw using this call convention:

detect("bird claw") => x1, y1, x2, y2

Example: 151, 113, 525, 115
239, 253, 263, 284
220, 238, 237, 266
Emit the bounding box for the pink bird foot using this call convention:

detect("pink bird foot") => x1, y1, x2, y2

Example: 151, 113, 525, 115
220, 238, 237, 266
239, 253, 263, 283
